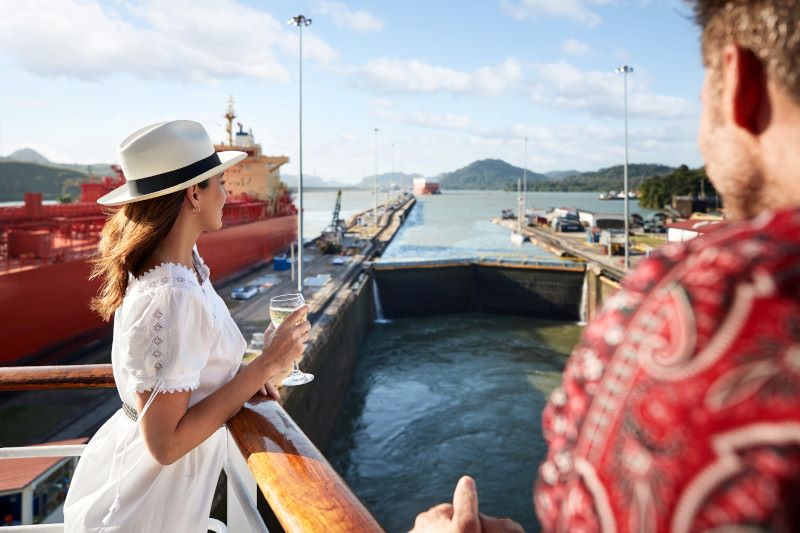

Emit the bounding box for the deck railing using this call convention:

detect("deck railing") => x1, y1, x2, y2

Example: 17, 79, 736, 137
0, 365, 384, 533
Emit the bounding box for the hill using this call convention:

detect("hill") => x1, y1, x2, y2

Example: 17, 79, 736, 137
4, 147, 115, 177
437, 159, 547, 190
544, 170, 580, 180
528, 164, 676, 192
283, 173, 354, 188
0, 161, 87, 202
8, 148, 51, 166
356, 172, 423, 189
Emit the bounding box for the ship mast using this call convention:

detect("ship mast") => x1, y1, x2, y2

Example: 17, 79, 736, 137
224, 96, 237, 146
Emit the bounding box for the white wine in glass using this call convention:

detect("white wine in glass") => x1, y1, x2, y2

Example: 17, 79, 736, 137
270, 293, 314, 386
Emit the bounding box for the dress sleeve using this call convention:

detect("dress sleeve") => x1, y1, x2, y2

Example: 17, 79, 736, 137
120, 286, 215, 394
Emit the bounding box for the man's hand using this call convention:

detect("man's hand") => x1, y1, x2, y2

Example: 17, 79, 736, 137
409, 476, 525, 533
410, 476, 481, 533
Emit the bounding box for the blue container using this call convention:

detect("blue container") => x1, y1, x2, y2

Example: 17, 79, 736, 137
273, 255, 291, 271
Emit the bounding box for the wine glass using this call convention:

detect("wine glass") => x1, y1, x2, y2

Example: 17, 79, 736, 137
269, 293, 314, 386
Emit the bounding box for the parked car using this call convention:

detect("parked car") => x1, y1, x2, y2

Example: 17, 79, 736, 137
643, 212, 667, 233
630, 213, 644, 227
231, 285, 258, 300
553, 216, 583, 232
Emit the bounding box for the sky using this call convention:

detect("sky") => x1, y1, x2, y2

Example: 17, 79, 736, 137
0, 0, 707, 183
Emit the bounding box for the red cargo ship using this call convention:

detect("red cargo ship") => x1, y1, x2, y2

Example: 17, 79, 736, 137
0, 101, 297, 366
412, 177, 441, 195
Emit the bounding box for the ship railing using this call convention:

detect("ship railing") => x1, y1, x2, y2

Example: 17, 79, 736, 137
0, 365, 384, 533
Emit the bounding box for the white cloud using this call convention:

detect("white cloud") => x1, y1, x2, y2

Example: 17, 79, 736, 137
561, 38, 591, 56
466, 121, 701, 171
374, 109, 471, 130
0, 0, 338, 82
350, 58, 523, 96
367, 97, 393, 108
499, 0, 612, 27
529, 61, 693, 119
312, 1, 384, 32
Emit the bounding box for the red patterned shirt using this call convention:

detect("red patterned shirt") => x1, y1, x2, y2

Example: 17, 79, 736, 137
535, 209, 800, 532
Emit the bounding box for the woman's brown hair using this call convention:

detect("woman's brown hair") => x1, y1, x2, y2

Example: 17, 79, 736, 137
89, 181, 208, 321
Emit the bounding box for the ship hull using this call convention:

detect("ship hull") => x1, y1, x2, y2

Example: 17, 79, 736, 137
0, 215, 297, 366
413, 182, 441, 195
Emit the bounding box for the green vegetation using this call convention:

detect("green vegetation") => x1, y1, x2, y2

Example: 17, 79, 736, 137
631, 234, 667, 248
527, 164, 676, 192
434, 161, 675, 192
0, 161, 87, 202
637, 164, 718, 209
438, 159, 547, 190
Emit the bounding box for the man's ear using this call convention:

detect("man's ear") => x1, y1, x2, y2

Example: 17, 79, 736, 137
724, 43, 770, 134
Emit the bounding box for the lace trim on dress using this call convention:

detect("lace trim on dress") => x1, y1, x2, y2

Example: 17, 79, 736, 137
134, 262, 201, 294
131, 379, 200, 394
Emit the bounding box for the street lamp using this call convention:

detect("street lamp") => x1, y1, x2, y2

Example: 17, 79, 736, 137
373, 128, 379, 226
523, 137, 528, 226
616, 65, 633, 270
288, 14, 311, 292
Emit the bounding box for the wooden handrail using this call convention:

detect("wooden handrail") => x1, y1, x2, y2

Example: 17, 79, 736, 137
227, 398, 384, 533
1, 365, 384, 531
0, 364, 115, 390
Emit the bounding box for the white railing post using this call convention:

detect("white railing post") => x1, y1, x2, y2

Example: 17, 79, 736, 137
21, 486, 33, 525
225, 431, 268, 533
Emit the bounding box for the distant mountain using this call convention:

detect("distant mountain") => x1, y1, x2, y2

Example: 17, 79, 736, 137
435, 159, 547, 191
8, 148, 51, 166
528, 164, 677, 192
544, 170, 580, 180
5, 147, 115, 177
356, 172, 423, 189
282, 173, 354, 188
0, 161, 87, 202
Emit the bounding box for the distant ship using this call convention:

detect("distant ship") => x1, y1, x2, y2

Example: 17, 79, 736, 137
0, 98, 297, 365
413, 177, 441, 195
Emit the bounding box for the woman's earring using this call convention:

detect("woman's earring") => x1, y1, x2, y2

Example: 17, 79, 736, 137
192, 206, 199, 214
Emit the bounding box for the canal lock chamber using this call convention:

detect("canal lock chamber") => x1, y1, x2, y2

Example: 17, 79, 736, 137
323, 261, 588, 532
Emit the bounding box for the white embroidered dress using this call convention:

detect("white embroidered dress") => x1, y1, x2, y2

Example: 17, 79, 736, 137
64, 251, 246, 532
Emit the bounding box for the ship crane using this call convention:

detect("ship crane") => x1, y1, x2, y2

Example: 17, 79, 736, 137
317, 189, 346, 254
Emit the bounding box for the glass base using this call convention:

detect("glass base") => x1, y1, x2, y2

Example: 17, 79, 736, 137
281, 370, 314, 387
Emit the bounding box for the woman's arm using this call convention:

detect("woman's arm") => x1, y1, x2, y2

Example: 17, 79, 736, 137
135, 305, 310, 465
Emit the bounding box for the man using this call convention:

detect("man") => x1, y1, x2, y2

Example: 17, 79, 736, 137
410, 0, 800, 531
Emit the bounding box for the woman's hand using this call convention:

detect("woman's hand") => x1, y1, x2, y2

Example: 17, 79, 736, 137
256, 305, 311, 385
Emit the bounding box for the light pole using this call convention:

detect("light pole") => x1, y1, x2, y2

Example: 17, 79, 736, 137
616, 65, 633, 271
523, 137, 528, 226
373, 128, 379, 226
288, 14, 311, 292
391, 142, 395, 203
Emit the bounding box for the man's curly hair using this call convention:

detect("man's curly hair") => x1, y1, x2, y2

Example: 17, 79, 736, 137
691, 0, 800, 102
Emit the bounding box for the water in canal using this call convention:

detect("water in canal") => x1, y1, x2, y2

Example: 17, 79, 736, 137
326, 313, 583, 533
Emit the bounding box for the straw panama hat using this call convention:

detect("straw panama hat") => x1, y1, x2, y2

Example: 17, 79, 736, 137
97, 120, 247, 206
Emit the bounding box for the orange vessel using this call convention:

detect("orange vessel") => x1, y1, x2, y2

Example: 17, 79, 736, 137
0, 102, 297, 365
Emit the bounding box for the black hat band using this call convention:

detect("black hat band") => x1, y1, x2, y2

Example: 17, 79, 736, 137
127, 152, 222, 196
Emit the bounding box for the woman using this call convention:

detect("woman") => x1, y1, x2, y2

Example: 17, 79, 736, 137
63, 120, 309, 532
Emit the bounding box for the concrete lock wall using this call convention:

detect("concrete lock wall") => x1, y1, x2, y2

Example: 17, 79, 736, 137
585, 266, 621, 322
277, 262, 586, 452
374, 265, 585, 321
280, 273, 374, 449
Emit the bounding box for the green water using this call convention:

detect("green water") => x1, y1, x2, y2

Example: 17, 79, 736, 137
326, 313, 582, 533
